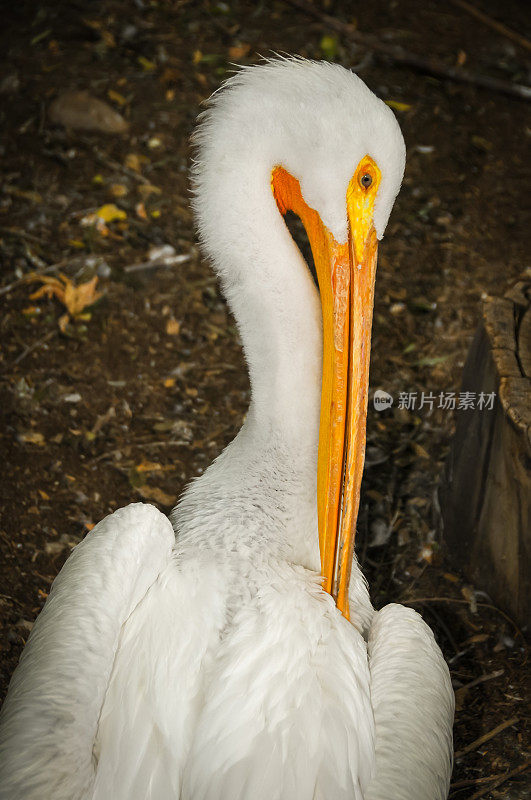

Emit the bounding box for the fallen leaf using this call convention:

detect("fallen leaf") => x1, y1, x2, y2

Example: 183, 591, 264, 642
138, 55, 156, 71
28, 273, 102, 321
135, 202, 147, 220
136, 460, 164, 473
95, 203, 127, 223
38, 489, 50, 500
228, 43, 250, 60
110, 183, 128, 198
163, 377, 176, 388
166, 318, 181, 335
20, 431, 45, 445
419, 545, 434, 563
385, 100, 412, 112
107, 89, 127, 106
471, 135, 493, 152
137, 485, 174, 506
125, 153, 142, 172
138, 183, 161, 199
443, 572, 460, 583
461, 585, 478, 614
415, 355, 449, 367
320, 34, 338, 60
411, 442, 430, 459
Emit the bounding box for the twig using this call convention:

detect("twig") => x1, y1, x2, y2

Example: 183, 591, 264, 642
448, 0, 531, 52
282, 0, 531, 101
0, 592, 24, 608
92, 440, 189, 462
456, 668, 504, 693
0, 226, 46, 245
124, 255, 191, 273
422, 601, 461, 655
80, 140, 151, 185
11, 329, 57, 367
467, 759, 530, 799
403, 596, 524, 640
0, 260, 68, 298
450, 772, 505, 790
454, 716, 519, 759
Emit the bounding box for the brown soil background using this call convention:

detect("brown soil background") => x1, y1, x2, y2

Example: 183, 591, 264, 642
0, 1, 529, 797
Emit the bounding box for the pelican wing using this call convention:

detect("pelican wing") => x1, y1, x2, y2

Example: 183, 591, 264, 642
365, 603, 454, 800
0, 503, 174, 800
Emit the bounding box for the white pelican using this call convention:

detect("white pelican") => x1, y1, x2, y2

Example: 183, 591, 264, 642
0, 58, 454, 800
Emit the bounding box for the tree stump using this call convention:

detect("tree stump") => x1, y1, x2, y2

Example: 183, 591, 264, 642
440, 281, 530, 626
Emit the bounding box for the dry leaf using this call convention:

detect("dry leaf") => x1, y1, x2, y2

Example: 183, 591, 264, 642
166, 318, 180, 335
137, 485, 174, 506
443, 572, 459, 583
20, 431, 45, 445
228, 44, 251, 59
385, 100, 412, 112
135, 202, 147, 220
58, 313, 69, 333
110, 183, 128, 198
107, 89, 127, 106
411, 442, 430, 459
138, 55, 156, 71
28, 273, 102, 323
136, 460, 163, 473
95, 203, 127, 223
138, 183, 161, 199
163, 377, 176, 388
125, 153, 141, 172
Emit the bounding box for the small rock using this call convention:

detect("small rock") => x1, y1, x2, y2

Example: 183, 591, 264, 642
148, 244, 176, 261
369, 518, 391, 548
16, 619, 34, 633
48, 91, 129, 134
0, 73, 20, 94
96, 260, 111, 278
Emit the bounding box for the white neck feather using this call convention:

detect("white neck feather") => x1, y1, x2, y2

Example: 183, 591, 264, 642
178, 59, 405, 570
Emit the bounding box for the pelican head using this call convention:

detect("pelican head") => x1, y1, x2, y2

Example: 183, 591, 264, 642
192, 58, 406, 618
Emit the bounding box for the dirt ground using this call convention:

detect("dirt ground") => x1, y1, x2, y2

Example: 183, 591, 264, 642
1, 0, 529, 797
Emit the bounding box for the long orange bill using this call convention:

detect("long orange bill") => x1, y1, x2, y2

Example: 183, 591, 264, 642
272, 157, 380, 620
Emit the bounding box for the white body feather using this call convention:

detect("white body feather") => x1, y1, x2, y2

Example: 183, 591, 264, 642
0, 59, 454, 800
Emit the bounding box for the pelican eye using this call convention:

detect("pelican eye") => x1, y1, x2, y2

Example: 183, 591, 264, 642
359, 173, 373, 189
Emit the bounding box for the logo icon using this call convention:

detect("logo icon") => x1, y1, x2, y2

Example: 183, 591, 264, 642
373, 389, 393, 411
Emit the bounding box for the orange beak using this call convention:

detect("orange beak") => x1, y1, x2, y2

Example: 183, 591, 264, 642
272, 157, 381, 620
